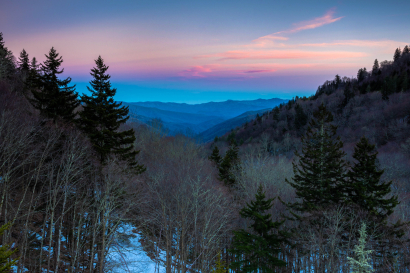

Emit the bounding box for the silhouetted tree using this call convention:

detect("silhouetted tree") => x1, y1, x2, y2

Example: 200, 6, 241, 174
287, 103, 348, 213
219, 141, 240, 187
229, 185, 288, 272
209, 145, 222, 166
372, 59, 380, 76
347, 137, 398, 219
30, 47, 79, 121
0, 32, 16, 80
79, 55, 145, 172
393, 48, 402, 62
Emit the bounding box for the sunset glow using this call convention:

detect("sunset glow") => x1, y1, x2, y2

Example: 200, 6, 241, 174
2, 0, 409, 103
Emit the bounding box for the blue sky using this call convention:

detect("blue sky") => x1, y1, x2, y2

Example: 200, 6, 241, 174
2, 0, 410, 103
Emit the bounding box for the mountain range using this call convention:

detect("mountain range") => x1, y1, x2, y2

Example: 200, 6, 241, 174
123, 98, 286, 141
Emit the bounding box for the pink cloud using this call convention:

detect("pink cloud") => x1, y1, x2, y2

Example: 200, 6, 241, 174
298, 40, 406, 48
179, 65, 220, 78
274, 8, 343, 35
215, 50, 366, 61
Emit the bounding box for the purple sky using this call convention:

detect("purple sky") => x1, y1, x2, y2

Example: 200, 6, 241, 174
2, 0, 410, 103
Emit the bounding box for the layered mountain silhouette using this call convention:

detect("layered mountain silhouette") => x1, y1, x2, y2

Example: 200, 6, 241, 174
123, 98, 286, 141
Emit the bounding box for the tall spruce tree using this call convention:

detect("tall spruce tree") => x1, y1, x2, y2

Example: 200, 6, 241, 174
371, 59, 380, 77
30, 47, 79, 121
0, 32, 16, 80
287, 103, 348, 213
18, 49, 30, 83
79, 56, 145, 172
393, 48, 402, 62
229, 185, 289, 272
347, 137, 398, 219
218, 141, 240, 187
209, 145, 222, 166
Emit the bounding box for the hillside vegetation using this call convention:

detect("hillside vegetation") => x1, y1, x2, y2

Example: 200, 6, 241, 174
1, 30, 410, 272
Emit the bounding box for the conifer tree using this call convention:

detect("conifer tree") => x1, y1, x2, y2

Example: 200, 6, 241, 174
30, 47, 79, 121
287, 103, 348, 213
17, 49, 30, 84
371, 59, 380, 76
347, 222, 374, 273
381, 79, 389, 101
0, 32, 16, 80
79, 56, 145, 172
393, 48, 402, 62
209, 145, 222, 166
229, 185, 288, 272
403, 45, 409, 56
272, 106, 280, 121
218, 141, 240, 187
211, 251, 228, 273
17, 49, 30, 73
347, 137, 398, 219
0, 223, 18, 272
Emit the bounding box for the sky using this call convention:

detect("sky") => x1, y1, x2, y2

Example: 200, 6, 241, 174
1, 0, 410, 103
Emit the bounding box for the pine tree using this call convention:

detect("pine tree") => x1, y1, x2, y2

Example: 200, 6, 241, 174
347, 137, 398, 219
209, 145, 222, 166
218, 141, 240, 187
403, 45, 409, 56
211, 251, 228, 273
272, 106, 280, 121
79, 56, 145, 172
17, 49, 30, 72
334, 74, 341, 88
17, 49, 30, 84
30, 47, 79, 121
371, 59, 380, 76
287, 103, 348, 213
0, 223, 18, 272
294, 103, 307, 131
347, 222, 374, 273
0, 32, 16, 80
393, 48, 402, 62
229, 185, 289, 272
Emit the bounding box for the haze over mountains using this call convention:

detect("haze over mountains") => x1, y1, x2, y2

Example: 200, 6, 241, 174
123, 98, 286, 141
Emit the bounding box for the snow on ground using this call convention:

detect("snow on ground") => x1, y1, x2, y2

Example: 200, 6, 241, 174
107, 224, 166, 273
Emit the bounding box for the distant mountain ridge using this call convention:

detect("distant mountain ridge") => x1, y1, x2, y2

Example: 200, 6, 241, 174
127, 98, 286, 119
123, 98, 287, 137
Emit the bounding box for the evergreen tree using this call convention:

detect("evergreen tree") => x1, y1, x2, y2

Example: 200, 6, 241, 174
381, 78, 390, 101
229, 185, 288, 272
371, 59, 380, 76
211, 251, 228, 273
393, 48, 402, 62
209, 145, 222, 166
294, 103, 307, 131
342, 81, 354, 107
25, 57, 41, 93
17, 49, 30, 73
30, 47, 79, 121
347, 137, 398, 219
79, 56, 145, 172
17, 49, 30, 83
218, 141, 240, 187
287, 103, 348, 213
0, 32, 16, 80
272, 107, 280, 121
0, 223, 18, 272
347, 222, 374, 273
403, 45, 410, 56
334, 74, 341, 88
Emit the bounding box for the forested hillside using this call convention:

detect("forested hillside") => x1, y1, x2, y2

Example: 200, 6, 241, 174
1, 30, 410, 273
